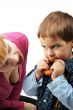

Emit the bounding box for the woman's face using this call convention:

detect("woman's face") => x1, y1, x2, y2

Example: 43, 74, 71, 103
0, 39, 24, 73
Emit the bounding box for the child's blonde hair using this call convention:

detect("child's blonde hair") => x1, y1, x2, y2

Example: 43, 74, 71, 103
37, 11, 73, 42
0, 35, 7, 65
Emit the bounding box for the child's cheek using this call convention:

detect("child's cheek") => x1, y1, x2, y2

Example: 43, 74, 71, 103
44, 51, 48, 58
56, 52, 66, 59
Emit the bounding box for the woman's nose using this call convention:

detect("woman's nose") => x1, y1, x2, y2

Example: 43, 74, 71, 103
7, 54, 19, 65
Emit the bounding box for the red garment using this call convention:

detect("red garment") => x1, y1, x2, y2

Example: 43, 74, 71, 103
0, 32, 29, 110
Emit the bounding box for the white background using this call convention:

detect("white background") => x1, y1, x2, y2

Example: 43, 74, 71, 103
0, 0, 73, 96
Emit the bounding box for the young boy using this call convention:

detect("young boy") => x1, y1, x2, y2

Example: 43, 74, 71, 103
23, 11, 73, 110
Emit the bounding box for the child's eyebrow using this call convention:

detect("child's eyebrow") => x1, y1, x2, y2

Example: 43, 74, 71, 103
41, 44, 45, 47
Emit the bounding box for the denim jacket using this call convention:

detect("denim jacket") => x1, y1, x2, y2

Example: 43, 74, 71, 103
23, 58, 73, 110
37, 58, 73, 110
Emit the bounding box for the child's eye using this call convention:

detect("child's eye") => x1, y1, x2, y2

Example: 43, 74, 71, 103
41, 45, 46, 48
54, 45, 59, 48
53, 45, 61, 49
42, 46, 45, 48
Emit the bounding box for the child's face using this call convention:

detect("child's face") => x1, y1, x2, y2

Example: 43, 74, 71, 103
39, 36, 73, 61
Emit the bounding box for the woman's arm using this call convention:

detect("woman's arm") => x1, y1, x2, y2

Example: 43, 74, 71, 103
0, 100, 24, 110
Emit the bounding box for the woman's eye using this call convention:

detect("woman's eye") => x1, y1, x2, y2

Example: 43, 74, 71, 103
3, 61, 9, 67
5, 61, 9, 65
1, 63, 6, 68
8, 45, 11, 53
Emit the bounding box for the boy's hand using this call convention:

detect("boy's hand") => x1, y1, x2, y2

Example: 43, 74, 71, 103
35, 58, 49, 80
50, 60, 65, 80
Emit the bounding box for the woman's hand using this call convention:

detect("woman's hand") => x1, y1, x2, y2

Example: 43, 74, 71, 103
50, 59, 65, 80
24, 102, 36, 110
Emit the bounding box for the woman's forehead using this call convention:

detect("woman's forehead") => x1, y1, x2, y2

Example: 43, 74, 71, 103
4, 39, 18, 50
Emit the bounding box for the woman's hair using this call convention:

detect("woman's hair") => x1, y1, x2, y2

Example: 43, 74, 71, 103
37, 11, 73, 42
0, 35, 7, 66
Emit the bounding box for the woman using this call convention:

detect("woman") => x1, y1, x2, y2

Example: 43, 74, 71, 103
0, 32, 36, 110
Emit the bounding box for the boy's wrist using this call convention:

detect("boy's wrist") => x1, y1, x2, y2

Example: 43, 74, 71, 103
35, 69, 42, 80
51, 76, 58, 80
35, 65, 43, 80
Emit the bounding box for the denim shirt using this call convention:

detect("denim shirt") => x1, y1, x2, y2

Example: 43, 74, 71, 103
48, 75, 73, 110
23, 58, 73, 110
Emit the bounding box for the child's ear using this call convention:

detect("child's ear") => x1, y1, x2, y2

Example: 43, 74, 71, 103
72, 40, 73, 47
72, 41, 73, 53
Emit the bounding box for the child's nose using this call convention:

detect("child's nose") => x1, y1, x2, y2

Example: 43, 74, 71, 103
47, 49, 54, 56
